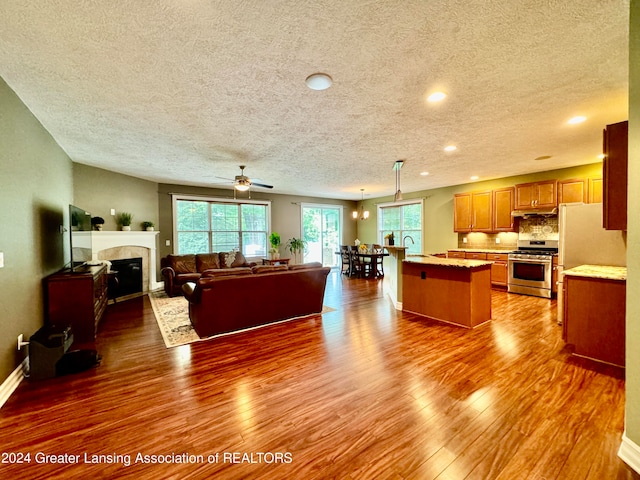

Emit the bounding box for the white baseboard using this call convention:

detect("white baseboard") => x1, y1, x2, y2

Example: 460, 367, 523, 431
619, 432, 640, 474
0, 358, 28, 409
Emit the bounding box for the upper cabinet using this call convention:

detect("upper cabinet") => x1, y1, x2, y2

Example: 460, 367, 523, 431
515, 180, 557, 209
454, 191, 493, 232
493, 187, 515, 231
603, 121, 628, 230
588, 177, 603, 204
558, 179, 588, 204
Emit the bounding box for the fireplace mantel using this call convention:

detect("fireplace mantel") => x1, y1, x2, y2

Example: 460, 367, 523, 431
91, 231, 161, 291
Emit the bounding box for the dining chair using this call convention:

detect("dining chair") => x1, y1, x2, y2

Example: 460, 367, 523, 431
372, 244, 384, 277
340, 245, 351, 275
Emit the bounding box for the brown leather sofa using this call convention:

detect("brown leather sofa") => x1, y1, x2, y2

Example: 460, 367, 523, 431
160, 252, 257, 297
182, 264, 331, 338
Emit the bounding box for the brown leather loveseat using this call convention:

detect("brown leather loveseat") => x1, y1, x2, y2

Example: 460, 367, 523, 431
160, 252, 257, 297
182, 264, 331, 338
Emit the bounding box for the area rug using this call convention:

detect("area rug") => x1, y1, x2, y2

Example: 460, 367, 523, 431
148, 290, 335, 348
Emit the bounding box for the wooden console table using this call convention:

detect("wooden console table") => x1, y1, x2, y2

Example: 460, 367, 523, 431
262, 258, 290, 266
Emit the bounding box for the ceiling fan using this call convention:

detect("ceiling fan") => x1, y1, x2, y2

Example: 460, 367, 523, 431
215, 165, 274, 191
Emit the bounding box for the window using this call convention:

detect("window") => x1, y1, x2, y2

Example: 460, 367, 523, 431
378, 200, 423, 254
173, 196, 270, 257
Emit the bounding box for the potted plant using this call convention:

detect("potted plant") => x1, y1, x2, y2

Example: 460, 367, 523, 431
268, 232, 281, 259
91, 216, 105, 231
385, 232, 395, 246
118, 212, 133, 231
142, 221, 155, 232
286, 237, 306, 264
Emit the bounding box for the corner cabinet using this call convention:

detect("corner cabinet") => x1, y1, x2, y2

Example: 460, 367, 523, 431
454, 191, 493, 232
515, 180, 557, 209
603, 121, 628, 230
45, 264, 108, 344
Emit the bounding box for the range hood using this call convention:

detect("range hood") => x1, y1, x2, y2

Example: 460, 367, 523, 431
511, 207, 558, 217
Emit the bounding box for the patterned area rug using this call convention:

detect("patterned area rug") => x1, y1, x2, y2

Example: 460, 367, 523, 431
148, 290, 335, 348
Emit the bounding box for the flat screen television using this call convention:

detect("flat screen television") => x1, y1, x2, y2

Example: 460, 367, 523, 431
69, 204, 93, 272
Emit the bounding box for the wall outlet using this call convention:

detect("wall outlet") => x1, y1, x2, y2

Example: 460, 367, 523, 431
165, 239, 171, 247
462, 237, 467, 243
111, 208, 116, 216
17, 334, 23, 351
495, 238, 501, 244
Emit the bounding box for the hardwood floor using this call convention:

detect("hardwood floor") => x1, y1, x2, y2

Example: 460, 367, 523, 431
1, 271, 637, 479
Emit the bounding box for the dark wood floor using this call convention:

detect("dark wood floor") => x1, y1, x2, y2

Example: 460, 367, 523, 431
1, 271, 638, 479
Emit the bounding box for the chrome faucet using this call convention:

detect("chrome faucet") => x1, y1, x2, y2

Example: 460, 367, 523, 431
403, 235, 414, 246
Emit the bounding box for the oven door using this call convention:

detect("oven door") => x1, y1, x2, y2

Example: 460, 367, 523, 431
508, 257, 552, 290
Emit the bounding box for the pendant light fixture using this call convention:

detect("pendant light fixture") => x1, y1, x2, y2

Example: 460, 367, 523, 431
353, 189, 369, 220
393, 160, 404, 202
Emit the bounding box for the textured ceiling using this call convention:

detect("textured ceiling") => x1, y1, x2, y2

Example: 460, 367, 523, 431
0, 1, 630, 200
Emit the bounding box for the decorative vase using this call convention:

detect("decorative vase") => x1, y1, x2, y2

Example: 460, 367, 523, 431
95, 224, 103, 231
146, 227, 154, 231
122, 226, 131, 231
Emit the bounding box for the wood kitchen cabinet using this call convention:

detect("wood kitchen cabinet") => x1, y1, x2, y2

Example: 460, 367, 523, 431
603, 120, 628, 230
515, 180, 557, 209
558, 179, 587, 204
487, 253, 509, 287
447, 250, 466, 259
453, 191, 492, 232
588, 177, 603, 203
493, 187, 515, 231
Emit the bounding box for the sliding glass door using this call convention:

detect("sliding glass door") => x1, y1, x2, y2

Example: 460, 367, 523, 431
301, 205, 342, 267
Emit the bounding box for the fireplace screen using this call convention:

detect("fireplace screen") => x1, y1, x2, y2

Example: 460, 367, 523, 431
110, 257, 143, 298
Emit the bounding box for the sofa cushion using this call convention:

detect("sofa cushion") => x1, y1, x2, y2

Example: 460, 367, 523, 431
196, 253, 221, 272
251, 265, 288, 274
174, 272, 201, 284
166, 254, 196, 274
288, 262, 323, 270
202, 267, 253, 277
219, 251, 249, 268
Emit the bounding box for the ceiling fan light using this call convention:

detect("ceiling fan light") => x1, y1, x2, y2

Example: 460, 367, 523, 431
235, 182, 250, 192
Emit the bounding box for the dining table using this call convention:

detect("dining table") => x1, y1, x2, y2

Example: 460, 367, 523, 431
355, 250, 389, 278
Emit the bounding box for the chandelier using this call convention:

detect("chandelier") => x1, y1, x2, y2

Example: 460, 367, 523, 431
353, 189, 369, 220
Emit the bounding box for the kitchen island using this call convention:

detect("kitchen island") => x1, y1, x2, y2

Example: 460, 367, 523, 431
563, 264, 626, 367
402, 256, 492, 328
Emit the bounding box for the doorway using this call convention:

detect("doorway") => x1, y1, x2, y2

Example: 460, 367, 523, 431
301, 205, 342, 267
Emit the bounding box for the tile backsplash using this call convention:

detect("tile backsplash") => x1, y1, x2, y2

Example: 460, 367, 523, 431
518, 216, 559, 241
457, 232, 518, 250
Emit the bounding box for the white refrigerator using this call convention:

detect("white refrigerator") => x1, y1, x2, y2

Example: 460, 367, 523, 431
557, 202, 626, 324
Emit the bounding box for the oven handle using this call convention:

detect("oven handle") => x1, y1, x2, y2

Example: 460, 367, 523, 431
508, 258, 552, 265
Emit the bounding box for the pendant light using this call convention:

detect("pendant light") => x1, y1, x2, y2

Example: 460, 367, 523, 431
393, 160, 404, 202
353, 189, 369, 220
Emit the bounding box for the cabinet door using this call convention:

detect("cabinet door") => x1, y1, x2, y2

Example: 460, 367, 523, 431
536, 180, 558, 207
515, 183, 536, 209
558, 179, 587, 204
471, 191, 493, 231
603, 121, 628, 230
453, 193, 471, 232
493, 187, 514, 231
490, 262, 508, 286
588, 177, 603, 203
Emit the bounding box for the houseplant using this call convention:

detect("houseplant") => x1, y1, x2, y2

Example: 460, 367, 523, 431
286, 237, 306, 264
269, 232, 281, 259
118, 212, 133, 231
91, 216, 105, 231
142, 221, 155, 232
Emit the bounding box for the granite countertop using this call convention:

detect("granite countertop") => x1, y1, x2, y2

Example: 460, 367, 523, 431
562, 265, 627, 281
447, 248, 513, 254
403, 256, 493, 268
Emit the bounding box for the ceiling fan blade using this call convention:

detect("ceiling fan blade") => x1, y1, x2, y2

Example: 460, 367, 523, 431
251, 182, 274, 189
214, 176, 235, 181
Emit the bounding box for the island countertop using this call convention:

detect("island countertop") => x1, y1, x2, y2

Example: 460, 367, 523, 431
403, 256, 493, 269
562, 265, 627, 281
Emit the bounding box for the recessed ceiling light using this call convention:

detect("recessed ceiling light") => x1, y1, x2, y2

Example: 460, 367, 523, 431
305, 73, 332, 91
534, 155, 552, 161
567, 116, 587, 124
470, 175, 479, 181
444, 145, 457, 152
420, 171, 430, 176
427, 91, 447, 102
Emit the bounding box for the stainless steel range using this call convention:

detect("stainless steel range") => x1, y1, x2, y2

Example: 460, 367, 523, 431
508, 240, 558, 298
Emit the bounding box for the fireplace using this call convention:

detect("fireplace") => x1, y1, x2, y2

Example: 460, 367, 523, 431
110, 257, 143, 298
91, 231, 161, 292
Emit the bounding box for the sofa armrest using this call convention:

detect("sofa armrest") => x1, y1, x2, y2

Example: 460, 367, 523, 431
161, 266, 176, 278
182, 282, 201, 303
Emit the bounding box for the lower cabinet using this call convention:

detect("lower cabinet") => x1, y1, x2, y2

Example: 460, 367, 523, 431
448, 250, 508, 287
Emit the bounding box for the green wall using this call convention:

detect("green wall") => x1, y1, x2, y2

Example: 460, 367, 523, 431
0, 77, 74, 380
356, 163, 603, 253
73, 163, 159, 231
625, 0, 640, 457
